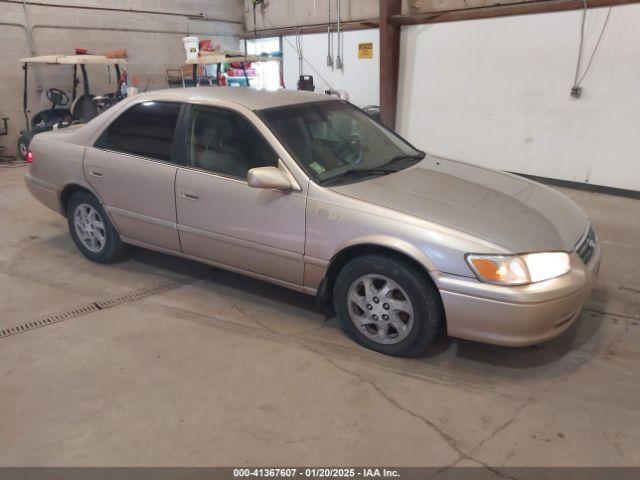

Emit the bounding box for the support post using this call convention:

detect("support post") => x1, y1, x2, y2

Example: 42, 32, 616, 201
379, 0, 402, 130
80, 64, 90, 96
72, 64, 78, 102
23, 63, 30, 132
241, 61, 249, 87
114, 64, 122, 97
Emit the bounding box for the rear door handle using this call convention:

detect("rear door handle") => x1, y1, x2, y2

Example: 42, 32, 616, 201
179, 189, 200, 201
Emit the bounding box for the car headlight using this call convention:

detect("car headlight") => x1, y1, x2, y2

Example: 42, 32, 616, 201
466, 252, 571, 286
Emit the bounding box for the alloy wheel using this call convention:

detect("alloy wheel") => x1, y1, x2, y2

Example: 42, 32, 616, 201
347, 274, 415, 345
73, 203, 106, 253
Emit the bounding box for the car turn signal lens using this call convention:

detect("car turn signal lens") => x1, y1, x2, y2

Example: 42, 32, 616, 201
466, 252, 571, 286
467, 255, 529, 285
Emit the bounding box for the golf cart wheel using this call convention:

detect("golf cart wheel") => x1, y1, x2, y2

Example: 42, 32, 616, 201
17, 136, 29, 160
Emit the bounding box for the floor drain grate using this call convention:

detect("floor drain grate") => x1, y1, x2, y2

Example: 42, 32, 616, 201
0, 278, 194, 339
0, 303, 101, 338
94, 281, 189, 309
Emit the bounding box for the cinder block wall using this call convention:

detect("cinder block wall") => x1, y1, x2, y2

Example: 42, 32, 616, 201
0, 0, 244, 158
243, 0, 380, 31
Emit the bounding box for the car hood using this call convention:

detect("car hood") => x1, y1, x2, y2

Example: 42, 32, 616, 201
329, 156, 588, 253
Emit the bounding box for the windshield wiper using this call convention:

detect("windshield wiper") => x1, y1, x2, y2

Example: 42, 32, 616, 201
319, 151, 426, 185
320, 167, 394, 185
383, 151, 426, 167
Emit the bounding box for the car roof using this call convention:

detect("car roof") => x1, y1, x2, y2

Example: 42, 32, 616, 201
133, 87, 335, 111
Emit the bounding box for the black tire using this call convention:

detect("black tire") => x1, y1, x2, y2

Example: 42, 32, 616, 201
333, 254, 444, 357
17, 135, 29, 161
67, 191, 128, 263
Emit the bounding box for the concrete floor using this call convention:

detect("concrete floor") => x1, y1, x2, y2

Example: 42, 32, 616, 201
1, 165, 639, 469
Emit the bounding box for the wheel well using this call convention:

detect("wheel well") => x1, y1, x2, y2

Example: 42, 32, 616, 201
59, 184, 93, 216
318, 244, 446, 334
318, 244, 434, 300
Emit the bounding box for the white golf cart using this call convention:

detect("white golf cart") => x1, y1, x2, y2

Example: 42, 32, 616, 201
17, 54, 127, 160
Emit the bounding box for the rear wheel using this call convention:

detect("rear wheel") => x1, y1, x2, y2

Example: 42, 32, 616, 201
333, 254, 443, 357
67, 191, 127, 263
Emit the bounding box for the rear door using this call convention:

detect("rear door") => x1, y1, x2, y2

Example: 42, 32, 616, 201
83, 101, 183, 251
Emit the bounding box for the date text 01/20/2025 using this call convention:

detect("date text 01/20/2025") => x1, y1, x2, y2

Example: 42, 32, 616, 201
232, 468, 400, 478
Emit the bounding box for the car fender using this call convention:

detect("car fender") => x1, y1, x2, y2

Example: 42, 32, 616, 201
332, 234, 438, 272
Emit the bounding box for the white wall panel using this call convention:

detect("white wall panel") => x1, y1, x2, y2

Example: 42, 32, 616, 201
397, 5, 640, 191
282, 28, 379, 107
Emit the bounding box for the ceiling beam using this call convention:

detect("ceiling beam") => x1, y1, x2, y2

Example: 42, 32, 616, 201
240, 20, 379, 40
393, 0, 640, 26
241, 0, 640, 38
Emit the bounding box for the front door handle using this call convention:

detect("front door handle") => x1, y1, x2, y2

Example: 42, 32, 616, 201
179, 189, 200, 201
87, 165, 104, 178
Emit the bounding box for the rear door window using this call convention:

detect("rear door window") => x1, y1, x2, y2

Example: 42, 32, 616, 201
96, 101, 181, 162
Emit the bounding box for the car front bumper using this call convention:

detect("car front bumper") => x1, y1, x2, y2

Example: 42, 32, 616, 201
434, 241, 601, 347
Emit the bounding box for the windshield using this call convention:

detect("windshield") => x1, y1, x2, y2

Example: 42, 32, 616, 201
259, 101, 424, 185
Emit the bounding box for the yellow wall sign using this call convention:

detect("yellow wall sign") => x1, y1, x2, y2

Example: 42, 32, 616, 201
358, 42, 373, 59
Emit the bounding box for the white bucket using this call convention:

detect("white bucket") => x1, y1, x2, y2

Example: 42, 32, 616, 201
183, 36, 199, 60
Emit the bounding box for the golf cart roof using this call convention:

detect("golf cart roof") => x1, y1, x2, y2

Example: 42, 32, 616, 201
20, 55, 127, 65
187, 52, 280, 65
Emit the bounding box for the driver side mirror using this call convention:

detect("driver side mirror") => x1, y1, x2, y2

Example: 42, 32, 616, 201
247, 166, 295, 191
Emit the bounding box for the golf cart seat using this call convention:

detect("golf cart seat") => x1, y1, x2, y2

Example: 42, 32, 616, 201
71, 94, 99, 123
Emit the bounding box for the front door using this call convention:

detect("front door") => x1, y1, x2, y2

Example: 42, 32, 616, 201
175, 105, 306, 286
84, 101, 183, 251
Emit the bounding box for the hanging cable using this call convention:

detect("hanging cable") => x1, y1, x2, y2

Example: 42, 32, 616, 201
254, 6, 337, 91
571, 1, 613, 98
577, 7, 612, 86
22, 0, 36, 54
326, 0, 333, 67
250, 0, 266, 39
253, 2, 257, 39
336, 0, 343, 70
261, 14, 336, 91
295, 27, 303, 77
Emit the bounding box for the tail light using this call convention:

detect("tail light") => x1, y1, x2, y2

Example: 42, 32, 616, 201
26, 150, 34, 163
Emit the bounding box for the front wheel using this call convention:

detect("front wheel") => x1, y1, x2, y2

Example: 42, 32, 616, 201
333, 254, 444, 357
67, 191, 128, 263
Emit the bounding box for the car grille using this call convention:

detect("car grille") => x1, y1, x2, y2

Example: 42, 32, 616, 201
576, 226, 597, 265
